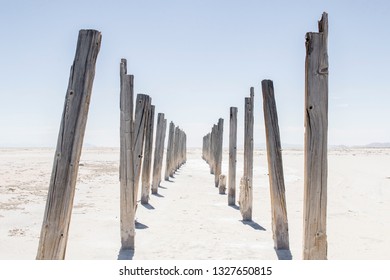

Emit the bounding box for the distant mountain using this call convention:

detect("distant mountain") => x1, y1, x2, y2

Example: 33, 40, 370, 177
364, 142, 390, 148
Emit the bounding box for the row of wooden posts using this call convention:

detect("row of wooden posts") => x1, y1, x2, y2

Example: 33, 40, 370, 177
119, 59, 187, 251
34, 11, 327, 260
201, 12, 328, 260
36, 30, 187, 259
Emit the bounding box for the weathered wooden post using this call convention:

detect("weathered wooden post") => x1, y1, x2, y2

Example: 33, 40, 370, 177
202, 134, 209, 162
219, 174, 227, 194
203, 133, 208, 163
171, 126, 180, 176
181, 132, 186, 166
132, 94, 151, 208
303, 12, 329, 260
119, 58, 135, 250
180, 130, 185, 167
210, 124, 217, 175
118, 57, 151, 250
164, 122, 175, 180
205, 133, 211, 165
228, 107, 238, 206
36, 29, 102, 259
183, 133, 187, 163
141, 105, 155, 204
151, 113, 167, 194
214, 118, 224, 188
239, 88, 254, 221
262, 79, 290, 250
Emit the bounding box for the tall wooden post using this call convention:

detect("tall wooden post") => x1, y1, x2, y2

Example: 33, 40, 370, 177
228, 107, 238, 206
119, 58, 135, 250
151, 113, 167, 194
164, 122, 175, 180
262, 79, 290, 250
206, 133, 211, 165
303, 12, 329, 260
240, 88, 254, 221
132, 94, 151, 208
214, 118, 224, 188
206, 133, 210, 164
171, 126, 180, 177
36, 30, 102, 259
141, 105, 155, 204
210, 124, 216, 175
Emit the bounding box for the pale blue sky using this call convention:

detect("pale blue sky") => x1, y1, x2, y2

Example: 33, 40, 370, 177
0, 0, 389, 147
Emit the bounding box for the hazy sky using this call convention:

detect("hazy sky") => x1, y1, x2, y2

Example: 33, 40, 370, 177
0, 0, 389, 147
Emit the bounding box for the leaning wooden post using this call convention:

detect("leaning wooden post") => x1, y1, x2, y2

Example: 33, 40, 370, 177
303, 12, 329, 260
228, 107, 238, 206
36, 30, 102, 259
239, 88, 254, 221
132, 94, 151, 208
119, 58, 135, 250
151, 113, 166, 194
141, 105, 155, 204
262, 79, 290, 250
164, 122, 175, 180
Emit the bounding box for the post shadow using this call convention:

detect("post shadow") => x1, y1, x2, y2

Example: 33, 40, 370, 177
135, 220, 148, 229
152, 193, 165, 198
229, 204, 239, 210
141, 203, 155, 210
240, 220, 266, 231
117, 248, 134, 260
274, 248, 293, 260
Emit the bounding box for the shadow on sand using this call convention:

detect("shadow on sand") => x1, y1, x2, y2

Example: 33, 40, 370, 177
135, 220, 148, 230
229, 204, 240, 210
274, 248, 293, 260
240, 220, 266, 231
141, 203, 155, 210
117, 248, 134, 260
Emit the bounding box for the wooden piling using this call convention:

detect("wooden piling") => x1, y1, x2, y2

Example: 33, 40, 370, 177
219, 174, 227, 194
164, 122, 175, 180
262, 79, 290, 250
132, 94, 151, 208
119, 58, 135, 250
203, 133, 210, 164
228, 107, 238, 206
210, 124, 217, 175
239, 176, 252, 220
239, 88, 254, 221
141, 105, 155, 204
151, 113, 167, 194
303, 12, 329, 260
171, 126, 180, 177
202, 119, 224, 189
36, 29, 102, 259
214, 118, 224, 188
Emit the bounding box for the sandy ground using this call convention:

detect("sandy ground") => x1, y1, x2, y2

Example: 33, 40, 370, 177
0, 147, 389, 260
